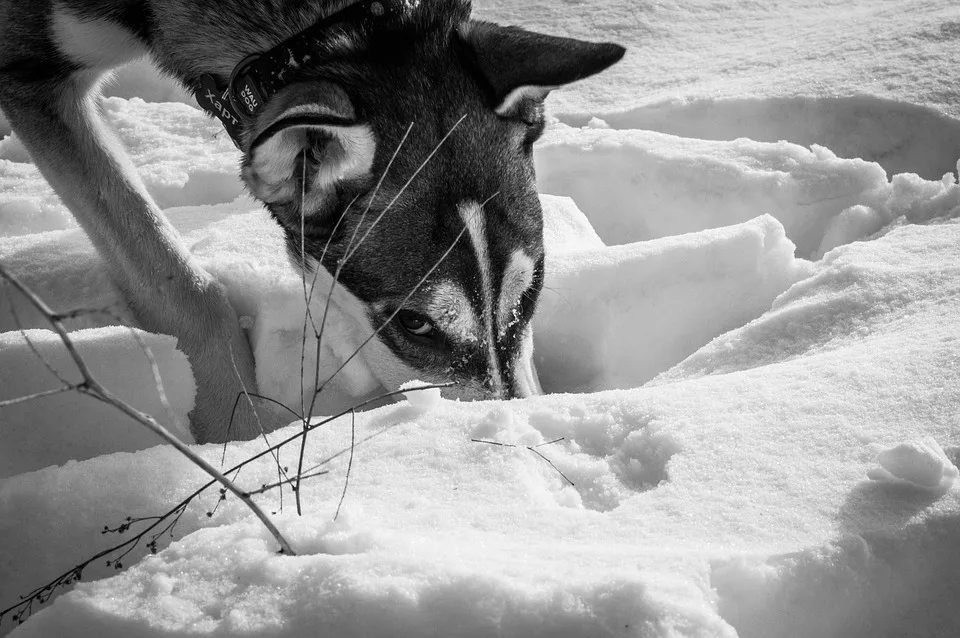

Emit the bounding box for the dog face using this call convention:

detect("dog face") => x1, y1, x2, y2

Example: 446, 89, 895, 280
240, 0, 623, 399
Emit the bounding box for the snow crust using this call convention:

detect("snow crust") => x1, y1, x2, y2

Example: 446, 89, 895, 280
4, 1, 960, 636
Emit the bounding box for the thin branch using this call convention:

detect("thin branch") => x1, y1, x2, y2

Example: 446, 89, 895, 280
245, 468, 330, 498
527, 447, 575, 486
113, 310, 181, 436
0, 262, 295, 556
334, 409, 356, 520
2, 381, 451, 625
340, 121, 415, 266
295, 122, 414, 513
535, 437, 566, 448
3, 286, 72, 386
0, 385, 80, 408
228, 343, 291, 513
471, 437, 574, 486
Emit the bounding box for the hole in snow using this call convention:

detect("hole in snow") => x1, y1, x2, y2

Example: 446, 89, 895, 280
526, 408, 680, 512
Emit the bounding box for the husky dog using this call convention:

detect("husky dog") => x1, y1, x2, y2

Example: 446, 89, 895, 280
0, 0, 624, 442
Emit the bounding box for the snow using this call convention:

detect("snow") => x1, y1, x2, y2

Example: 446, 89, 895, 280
868, 439, 960, 492
535, 214, 811, 393
399, 381, 443, 412
4, 0, 960, 636
0, 328, 194, 480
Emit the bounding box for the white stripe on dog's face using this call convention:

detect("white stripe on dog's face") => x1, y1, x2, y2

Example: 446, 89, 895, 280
425, 281, 479, 343
458, 200, 502, 392
497, 249, 535, 338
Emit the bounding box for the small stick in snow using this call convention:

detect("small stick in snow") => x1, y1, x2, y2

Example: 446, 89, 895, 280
471, 437, 574, 486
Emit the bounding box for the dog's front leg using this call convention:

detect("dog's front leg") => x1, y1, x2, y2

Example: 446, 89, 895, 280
0, 72, 278, 443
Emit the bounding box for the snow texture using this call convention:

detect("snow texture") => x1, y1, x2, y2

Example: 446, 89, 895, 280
0, 328, 194, 480
3, 0, 960, 636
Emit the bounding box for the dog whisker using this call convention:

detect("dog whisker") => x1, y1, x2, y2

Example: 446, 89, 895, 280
342, 113, 467, 266
315, 225, 467, 396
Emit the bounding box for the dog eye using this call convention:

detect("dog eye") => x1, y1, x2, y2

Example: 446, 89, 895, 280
397, 310, 435, 337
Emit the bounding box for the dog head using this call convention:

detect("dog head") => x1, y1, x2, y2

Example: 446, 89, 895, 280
240, 0, 623, 400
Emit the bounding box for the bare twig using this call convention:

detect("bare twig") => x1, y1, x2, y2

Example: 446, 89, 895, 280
0, 262, 296, 556
227, 343, 291, 512
292, 119, 462, 513
334, 410, 356, 520
1, 381, 451, 626
295, 122, 414, 513
3, 286, 72, 386
471, 437, 574, 486
245, 468, 331, 498
0, 385, 80, 408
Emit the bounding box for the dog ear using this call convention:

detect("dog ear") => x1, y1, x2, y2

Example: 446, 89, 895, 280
460, 22, 626, 116
241, 82, 375, 224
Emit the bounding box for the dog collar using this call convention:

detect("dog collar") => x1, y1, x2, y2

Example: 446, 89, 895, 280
194, 0, 415, 148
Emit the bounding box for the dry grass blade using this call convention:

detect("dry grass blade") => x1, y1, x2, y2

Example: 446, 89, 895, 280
294, 120, 428, 512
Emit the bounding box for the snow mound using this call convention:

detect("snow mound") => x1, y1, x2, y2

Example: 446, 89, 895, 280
536, 126, 960, 258
559, 96, 960, 180
399, 381, 443, 412
712, 519, 960, 638
656, 219, 960, 381
867, 438, 959, 492
535, 214, 811, 393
